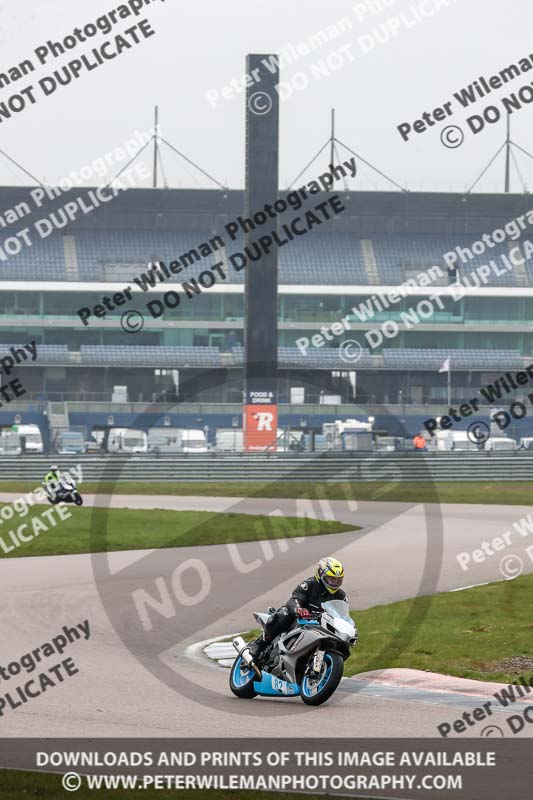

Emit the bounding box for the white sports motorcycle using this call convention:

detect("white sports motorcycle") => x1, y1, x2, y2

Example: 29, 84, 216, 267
44, 477, 83, 506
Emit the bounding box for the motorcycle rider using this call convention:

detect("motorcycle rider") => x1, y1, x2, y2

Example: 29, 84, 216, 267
44, 465, 62, 499
248, 556, 346, 662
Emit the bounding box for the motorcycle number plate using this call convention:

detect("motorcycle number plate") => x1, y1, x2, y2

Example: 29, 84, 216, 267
273, 676, 295, 696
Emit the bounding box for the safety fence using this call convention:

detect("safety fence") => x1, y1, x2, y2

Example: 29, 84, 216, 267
1, 452, 532, 482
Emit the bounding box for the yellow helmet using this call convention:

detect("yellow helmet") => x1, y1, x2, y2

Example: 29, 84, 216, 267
315, 557, 344, 594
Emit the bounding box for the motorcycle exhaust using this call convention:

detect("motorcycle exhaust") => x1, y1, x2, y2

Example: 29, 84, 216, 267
233, 637, 262, 679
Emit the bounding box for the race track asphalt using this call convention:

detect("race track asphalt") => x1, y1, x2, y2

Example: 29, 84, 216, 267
0, 494, 531, 739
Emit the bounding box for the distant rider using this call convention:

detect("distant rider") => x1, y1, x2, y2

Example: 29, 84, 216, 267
44, 465, 61, 498
248, 556, 346, 662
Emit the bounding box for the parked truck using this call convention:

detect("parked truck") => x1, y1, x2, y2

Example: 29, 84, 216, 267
322, 418, 374, 451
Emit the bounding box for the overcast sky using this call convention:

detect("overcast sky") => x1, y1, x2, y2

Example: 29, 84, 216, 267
1, 0, 533, 193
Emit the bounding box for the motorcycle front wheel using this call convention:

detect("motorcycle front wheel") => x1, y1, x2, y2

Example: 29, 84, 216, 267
229, 655, 257, 699
74, 493, 83, 506
300, 651, 343, 706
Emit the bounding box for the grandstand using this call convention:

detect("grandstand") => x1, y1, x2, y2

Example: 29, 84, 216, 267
1, 185, 533, 441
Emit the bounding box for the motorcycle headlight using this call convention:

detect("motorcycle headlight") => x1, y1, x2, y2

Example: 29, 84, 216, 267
332, 618, 356, 642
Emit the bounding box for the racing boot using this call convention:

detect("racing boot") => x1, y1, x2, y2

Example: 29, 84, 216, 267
247, 635, 270, 664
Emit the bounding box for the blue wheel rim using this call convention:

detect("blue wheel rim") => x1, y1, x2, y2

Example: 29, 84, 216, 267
232, 656, 255, 687
302, 653, 333, 697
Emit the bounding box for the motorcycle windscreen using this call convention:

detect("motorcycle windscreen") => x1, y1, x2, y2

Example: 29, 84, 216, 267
321, 600, 351, 622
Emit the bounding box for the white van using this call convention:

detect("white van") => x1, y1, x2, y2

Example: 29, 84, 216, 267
0, 430, 21, 455
107, 428, 148, 453
485, 437, 516, 452
147, 427, 181, 454
55, 430, 86, 454
449, 431, 479, 451
215, 429, 244, 452
177, 429, 208, 453
14, 424, 43, 453
519, 437, 533, 450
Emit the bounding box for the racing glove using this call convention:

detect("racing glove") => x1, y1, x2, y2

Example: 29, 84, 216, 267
296, 607, 312, 619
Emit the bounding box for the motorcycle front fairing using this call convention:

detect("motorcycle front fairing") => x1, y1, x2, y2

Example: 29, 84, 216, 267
253, 672, 300, 697
274, 624, 331, 685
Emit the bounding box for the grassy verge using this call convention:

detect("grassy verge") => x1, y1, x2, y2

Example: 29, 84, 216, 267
1, 480, 533, 505
0, 507, 356, 559
0, 771, 328, 800
343, 573, 533, 684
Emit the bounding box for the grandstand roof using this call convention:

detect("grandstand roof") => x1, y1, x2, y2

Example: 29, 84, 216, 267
0, 185, 532, 232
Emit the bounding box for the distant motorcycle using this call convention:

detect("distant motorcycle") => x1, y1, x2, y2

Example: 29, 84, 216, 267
230, 599, 358, 706
44, 477, 83, 506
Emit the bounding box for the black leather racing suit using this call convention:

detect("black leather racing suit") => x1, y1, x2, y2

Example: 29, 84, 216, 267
263, 576, 347, 642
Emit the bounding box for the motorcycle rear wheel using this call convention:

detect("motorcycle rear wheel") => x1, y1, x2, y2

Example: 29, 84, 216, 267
300, 651, 343, 706
229, 655, 257, 699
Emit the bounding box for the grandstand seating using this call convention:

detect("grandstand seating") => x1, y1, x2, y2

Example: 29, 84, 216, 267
278, 346, 377, 368
0, 344, 70, 363
276, 232, 368, 284
372, 235, 518, 286
382, 348, 523, 369
1, 187, 530, 410
0, 227, 530, 287
234, 346, 376, 368
1, 343, 526, 371
80, 345, 222, 367
74, 231, 215, 281
73, 230, 370, 285
0, 234, 66, 280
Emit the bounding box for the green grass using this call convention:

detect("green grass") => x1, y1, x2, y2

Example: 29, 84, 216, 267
2, 480, 533, 505
343, 573, 533, 684
0, 507, 356, 558
0, 771, 330, 800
